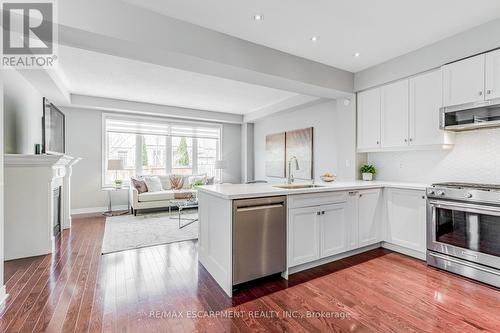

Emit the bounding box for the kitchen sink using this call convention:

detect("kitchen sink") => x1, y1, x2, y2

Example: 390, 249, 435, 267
273, 184, 325, 189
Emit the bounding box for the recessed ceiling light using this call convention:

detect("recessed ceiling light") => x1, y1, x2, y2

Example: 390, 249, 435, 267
253, 14, 263, 21
310, 36, 319, 42
354, 52, 361, 57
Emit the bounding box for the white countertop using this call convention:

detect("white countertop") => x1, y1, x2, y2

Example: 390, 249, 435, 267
197, 180, 429, 200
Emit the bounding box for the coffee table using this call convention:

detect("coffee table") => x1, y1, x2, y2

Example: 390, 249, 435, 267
169, 198, 199, 229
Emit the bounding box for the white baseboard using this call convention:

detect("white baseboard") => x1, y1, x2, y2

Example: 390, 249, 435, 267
0, 286, 9, 309
381, 242, 426, 261
71, 205, 128, 215
288, 243, 381, 275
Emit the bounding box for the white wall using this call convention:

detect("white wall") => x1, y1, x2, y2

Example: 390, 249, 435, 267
64, 107, 241, 212
4, 70, 44, 154
368, 128, 500, 184
355, 18, 500, 91
253, 99, 358, 182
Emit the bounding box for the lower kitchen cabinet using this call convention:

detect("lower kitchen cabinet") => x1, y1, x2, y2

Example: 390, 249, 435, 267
320, 203, 349, 258
385, 188, 426, 253
288, 201, 351, 267
358, 189, 382, 247
288, 206, 321, 266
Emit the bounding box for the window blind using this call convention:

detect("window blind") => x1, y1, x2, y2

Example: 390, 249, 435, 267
105, 118, 220, 139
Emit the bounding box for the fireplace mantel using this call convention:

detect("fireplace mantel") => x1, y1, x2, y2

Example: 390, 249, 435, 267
4, 154, 81, 260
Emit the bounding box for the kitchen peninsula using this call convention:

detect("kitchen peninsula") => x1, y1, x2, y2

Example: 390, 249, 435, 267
198, 181, 428, 297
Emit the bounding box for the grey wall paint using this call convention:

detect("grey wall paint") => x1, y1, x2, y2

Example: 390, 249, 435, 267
64, 107, 242, 211
355, 18, 500, 91
253, 99, 358, 182
4, 70, 43, 154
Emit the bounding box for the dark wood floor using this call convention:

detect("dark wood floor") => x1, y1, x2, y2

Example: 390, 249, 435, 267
2, 215, 500, 333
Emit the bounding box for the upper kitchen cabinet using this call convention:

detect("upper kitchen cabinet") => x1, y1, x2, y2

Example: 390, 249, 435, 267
485, 49, 500, 100
357, 88, 381, 150
381, 79, 409, 148
409, 70, 454, 146
357, 70, 454, 152
442, 54, 485, 107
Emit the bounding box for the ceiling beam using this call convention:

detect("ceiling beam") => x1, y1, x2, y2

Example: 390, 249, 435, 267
244, 95, 323, 122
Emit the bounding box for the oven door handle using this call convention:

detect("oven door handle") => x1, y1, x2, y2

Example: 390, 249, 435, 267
429, 200, 500, 216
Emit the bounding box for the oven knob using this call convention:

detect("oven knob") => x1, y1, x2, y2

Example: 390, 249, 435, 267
465, 193, 473, 198
437, 190, 445, 196
427, 189, 435, 195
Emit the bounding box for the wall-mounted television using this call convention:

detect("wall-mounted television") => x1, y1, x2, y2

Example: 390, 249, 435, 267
42, 97, 65, 154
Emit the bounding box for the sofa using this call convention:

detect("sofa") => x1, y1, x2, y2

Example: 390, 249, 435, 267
129, 174, 210, 215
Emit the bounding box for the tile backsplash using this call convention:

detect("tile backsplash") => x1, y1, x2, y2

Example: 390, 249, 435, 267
368, 127, 500, 184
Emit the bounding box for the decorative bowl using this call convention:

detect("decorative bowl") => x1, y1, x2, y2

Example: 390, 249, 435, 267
321, 175, 336, 182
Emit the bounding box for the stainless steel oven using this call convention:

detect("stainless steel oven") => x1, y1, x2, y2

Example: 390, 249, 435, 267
427, 183, 500, 287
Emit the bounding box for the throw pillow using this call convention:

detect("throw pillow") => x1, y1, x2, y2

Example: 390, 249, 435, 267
158, 175, 172, 190
169, 174, 184, 190
131, 177, 148, 194
143, 176, 163, 192
206, 176, 215, 185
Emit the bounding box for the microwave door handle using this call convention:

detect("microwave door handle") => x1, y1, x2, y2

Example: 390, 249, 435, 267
429, 200, 500, 217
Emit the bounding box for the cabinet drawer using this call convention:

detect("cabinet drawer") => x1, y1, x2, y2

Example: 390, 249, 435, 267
288, 191, 347, 209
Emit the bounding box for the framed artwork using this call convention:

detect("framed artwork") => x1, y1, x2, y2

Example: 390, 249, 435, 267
265, 132, 286, 177
285, 127, 313, 180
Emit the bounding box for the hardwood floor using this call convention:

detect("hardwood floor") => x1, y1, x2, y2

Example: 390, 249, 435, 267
2, 215, 500, 333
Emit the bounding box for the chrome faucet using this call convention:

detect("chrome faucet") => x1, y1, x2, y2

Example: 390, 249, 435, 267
287, 156, 300, 184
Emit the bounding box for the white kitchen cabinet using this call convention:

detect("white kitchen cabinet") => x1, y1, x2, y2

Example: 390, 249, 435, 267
288, 206, 321, 266
385, 188, 426, 253
409, 70, 453, 146
358, 189, 382, 247
485, 49, 500, 100
320, 203, 349, 258
357, 88, 381, 150
442, 54, 485, 107
381, 79, 409, 148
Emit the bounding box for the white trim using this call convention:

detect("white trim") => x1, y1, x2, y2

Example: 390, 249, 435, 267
71, 205, 129, 215
4, 154, 75, 167
381, 242, 426, 261
0, 286, 9, 309
288, 243, 381, 274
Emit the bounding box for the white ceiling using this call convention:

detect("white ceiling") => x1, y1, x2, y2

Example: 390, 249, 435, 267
123, 0, 500, 72
57, 46, 300, 114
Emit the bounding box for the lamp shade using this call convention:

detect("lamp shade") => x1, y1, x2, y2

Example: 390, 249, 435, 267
107, 159, 124, 171
214, 160, 226, 170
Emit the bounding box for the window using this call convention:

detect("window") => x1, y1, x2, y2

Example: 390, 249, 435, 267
103, 115, 221, 186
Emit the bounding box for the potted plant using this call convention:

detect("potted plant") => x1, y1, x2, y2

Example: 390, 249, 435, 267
360, 164, 376, 181
114, 179, 123, 189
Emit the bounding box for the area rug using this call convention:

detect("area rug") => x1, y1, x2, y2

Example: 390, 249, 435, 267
101, 210, 198, 254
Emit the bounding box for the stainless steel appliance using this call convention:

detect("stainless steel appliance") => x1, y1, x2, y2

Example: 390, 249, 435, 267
427, 182, 500, 287
440, 99, 500, 131
232, 196, 286, 285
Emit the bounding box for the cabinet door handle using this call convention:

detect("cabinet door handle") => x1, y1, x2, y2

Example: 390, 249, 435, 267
409, 138, 413, 142
321, 211, 325, 215
376, 141, 380, 145
479, 91, 483, 96
487, 89, 492, 95
359, 194, 363, 198
317, 211, 321, 215
404, 138, 408, 143
422, 195, 426, 199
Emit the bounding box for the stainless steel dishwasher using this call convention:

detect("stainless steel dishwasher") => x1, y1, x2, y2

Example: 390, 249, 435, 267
232, 196, 286, 285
